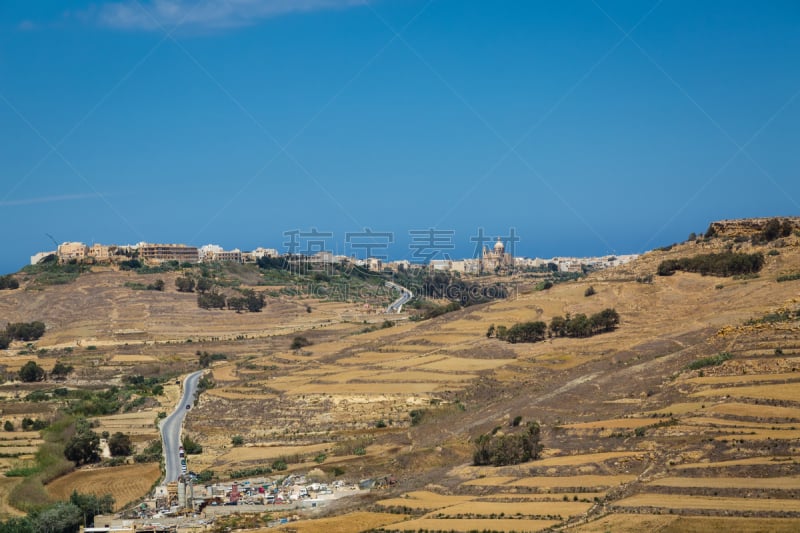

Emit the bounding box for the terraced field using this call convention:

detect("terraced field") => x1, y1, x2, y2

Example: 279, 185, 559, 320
1, 221, 799, 531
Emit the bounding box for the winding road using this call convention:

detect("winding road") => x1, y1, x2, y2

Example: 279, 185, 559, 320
385, 281, 412, 313
160, 370, 203, 483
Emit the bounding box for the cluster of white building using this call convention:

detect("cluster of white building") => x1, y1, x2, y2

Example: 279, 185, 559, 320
31, 242, 280, 267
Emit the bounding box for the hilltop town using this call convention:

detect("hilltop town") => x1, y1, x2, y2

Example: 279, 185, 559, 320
31, 239, 638, 276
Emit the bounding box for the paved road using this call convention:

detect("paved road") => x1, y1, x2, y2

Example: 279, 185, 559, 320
161, 370, 203, 483
385, 281, 412, 313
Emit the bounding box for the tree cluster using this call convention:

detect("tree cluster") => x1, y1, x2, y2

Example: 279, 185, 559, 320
657, 252, 764, 277
198, 351, 227, 368
226, 290, 265, 313
473, 421, 543, 466
18, 361, 45, 382
108, 432, 132, 456
64, 418, 100, 465
5, 321, 46, 342
757, 218, 794, 243
290, 336, 312, 350
51, 361, 74, 380
197, 291, 225, 309
549, 308, 620, 338
0, 491, 114, 533
175, 276, 195, 292
488, 308, 620, 344
0, 274, 19, 290
182, 434, 203, 454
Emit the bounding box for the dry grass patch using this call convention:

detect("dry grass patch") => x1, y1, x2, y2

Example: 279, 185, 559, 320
377, 490, 474, 510
685, 416, 800, 430
568, 513, 679, 532
706, 402, 800, 420
96, 412, 159, 437
110, 354, 157, 363
272, 511, 407, 533
674, 456, 799, 470
648, 476, 800, 489
0, 476, 25, 517
480, 492, 606, 501
509, 475, 636, 489
563, 418, 656, 430
434, 500, 592, 517
642, 402, 706, 416
691, 383, 800, 402
460, 476, 516, 487
206, 389, 278, 400
417, 357, 515, 372
685, 372, 800, 386
284, 382, 450, 394
614, 494, 800, 512
218, 443, 330, 463
712, 429, 800, 441
45, 463, 160, 510
535, 451, 645, 466
385, 518, 560, 532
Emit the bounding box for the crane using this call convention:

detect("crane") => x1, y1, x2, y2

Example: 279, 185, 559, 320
45, 233, 59, 248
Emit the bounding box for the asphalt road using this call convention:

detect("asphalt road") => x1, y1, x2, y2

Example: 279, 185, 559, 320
385, 281, 412, 313
161, 370, 203, 483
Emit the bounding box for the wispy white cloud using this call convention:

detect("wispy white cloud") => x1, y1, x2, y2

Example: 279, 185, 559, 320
88, 0, 369, 32
18, 20, 37, 31
0, 192, 110, 207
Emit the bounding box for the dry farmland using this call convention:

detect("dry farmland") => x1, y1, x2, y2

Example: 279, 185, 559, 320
1, 222, 800, 531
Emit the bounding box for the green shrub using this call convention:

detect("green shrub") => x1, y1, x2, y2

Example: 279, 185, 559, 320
686, 352, 732, 371
777, 272, 800, 282
657, 252, 764, 277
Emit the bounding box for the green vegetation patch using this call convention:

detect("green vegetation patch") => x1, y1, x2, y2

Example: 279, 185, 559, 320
657, 252, 764, 277
685, 351, 732, 371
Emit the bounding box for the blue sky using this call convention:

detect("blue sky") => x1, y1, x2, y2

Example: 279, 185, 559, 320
1, 0, 799, 274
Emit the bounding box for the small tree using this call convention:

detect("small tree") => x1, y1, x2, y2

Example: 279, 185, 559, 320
584, 285, 596, 297
4, 420, 13, 431
108, 432, 133, 456
69, 490, 115, 528
195, 277, 213, 294
51, 361, 74, 379
486, 324, 495, 338
231, 435, 244, 446
18, 361, 45, 382
65, 428, 100, 465
290, 336, 312, 350
175, 276, 195, 293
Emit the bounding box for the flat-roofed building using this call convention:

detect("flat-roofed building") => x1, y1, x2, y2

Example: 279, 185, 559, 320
57, 242, 87, 262
138, 243, 199, 264
88, 243, 111, 261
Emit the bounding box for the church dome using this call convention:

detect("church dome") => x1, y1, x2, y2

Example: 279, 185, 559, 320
493, 238, 505, 252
